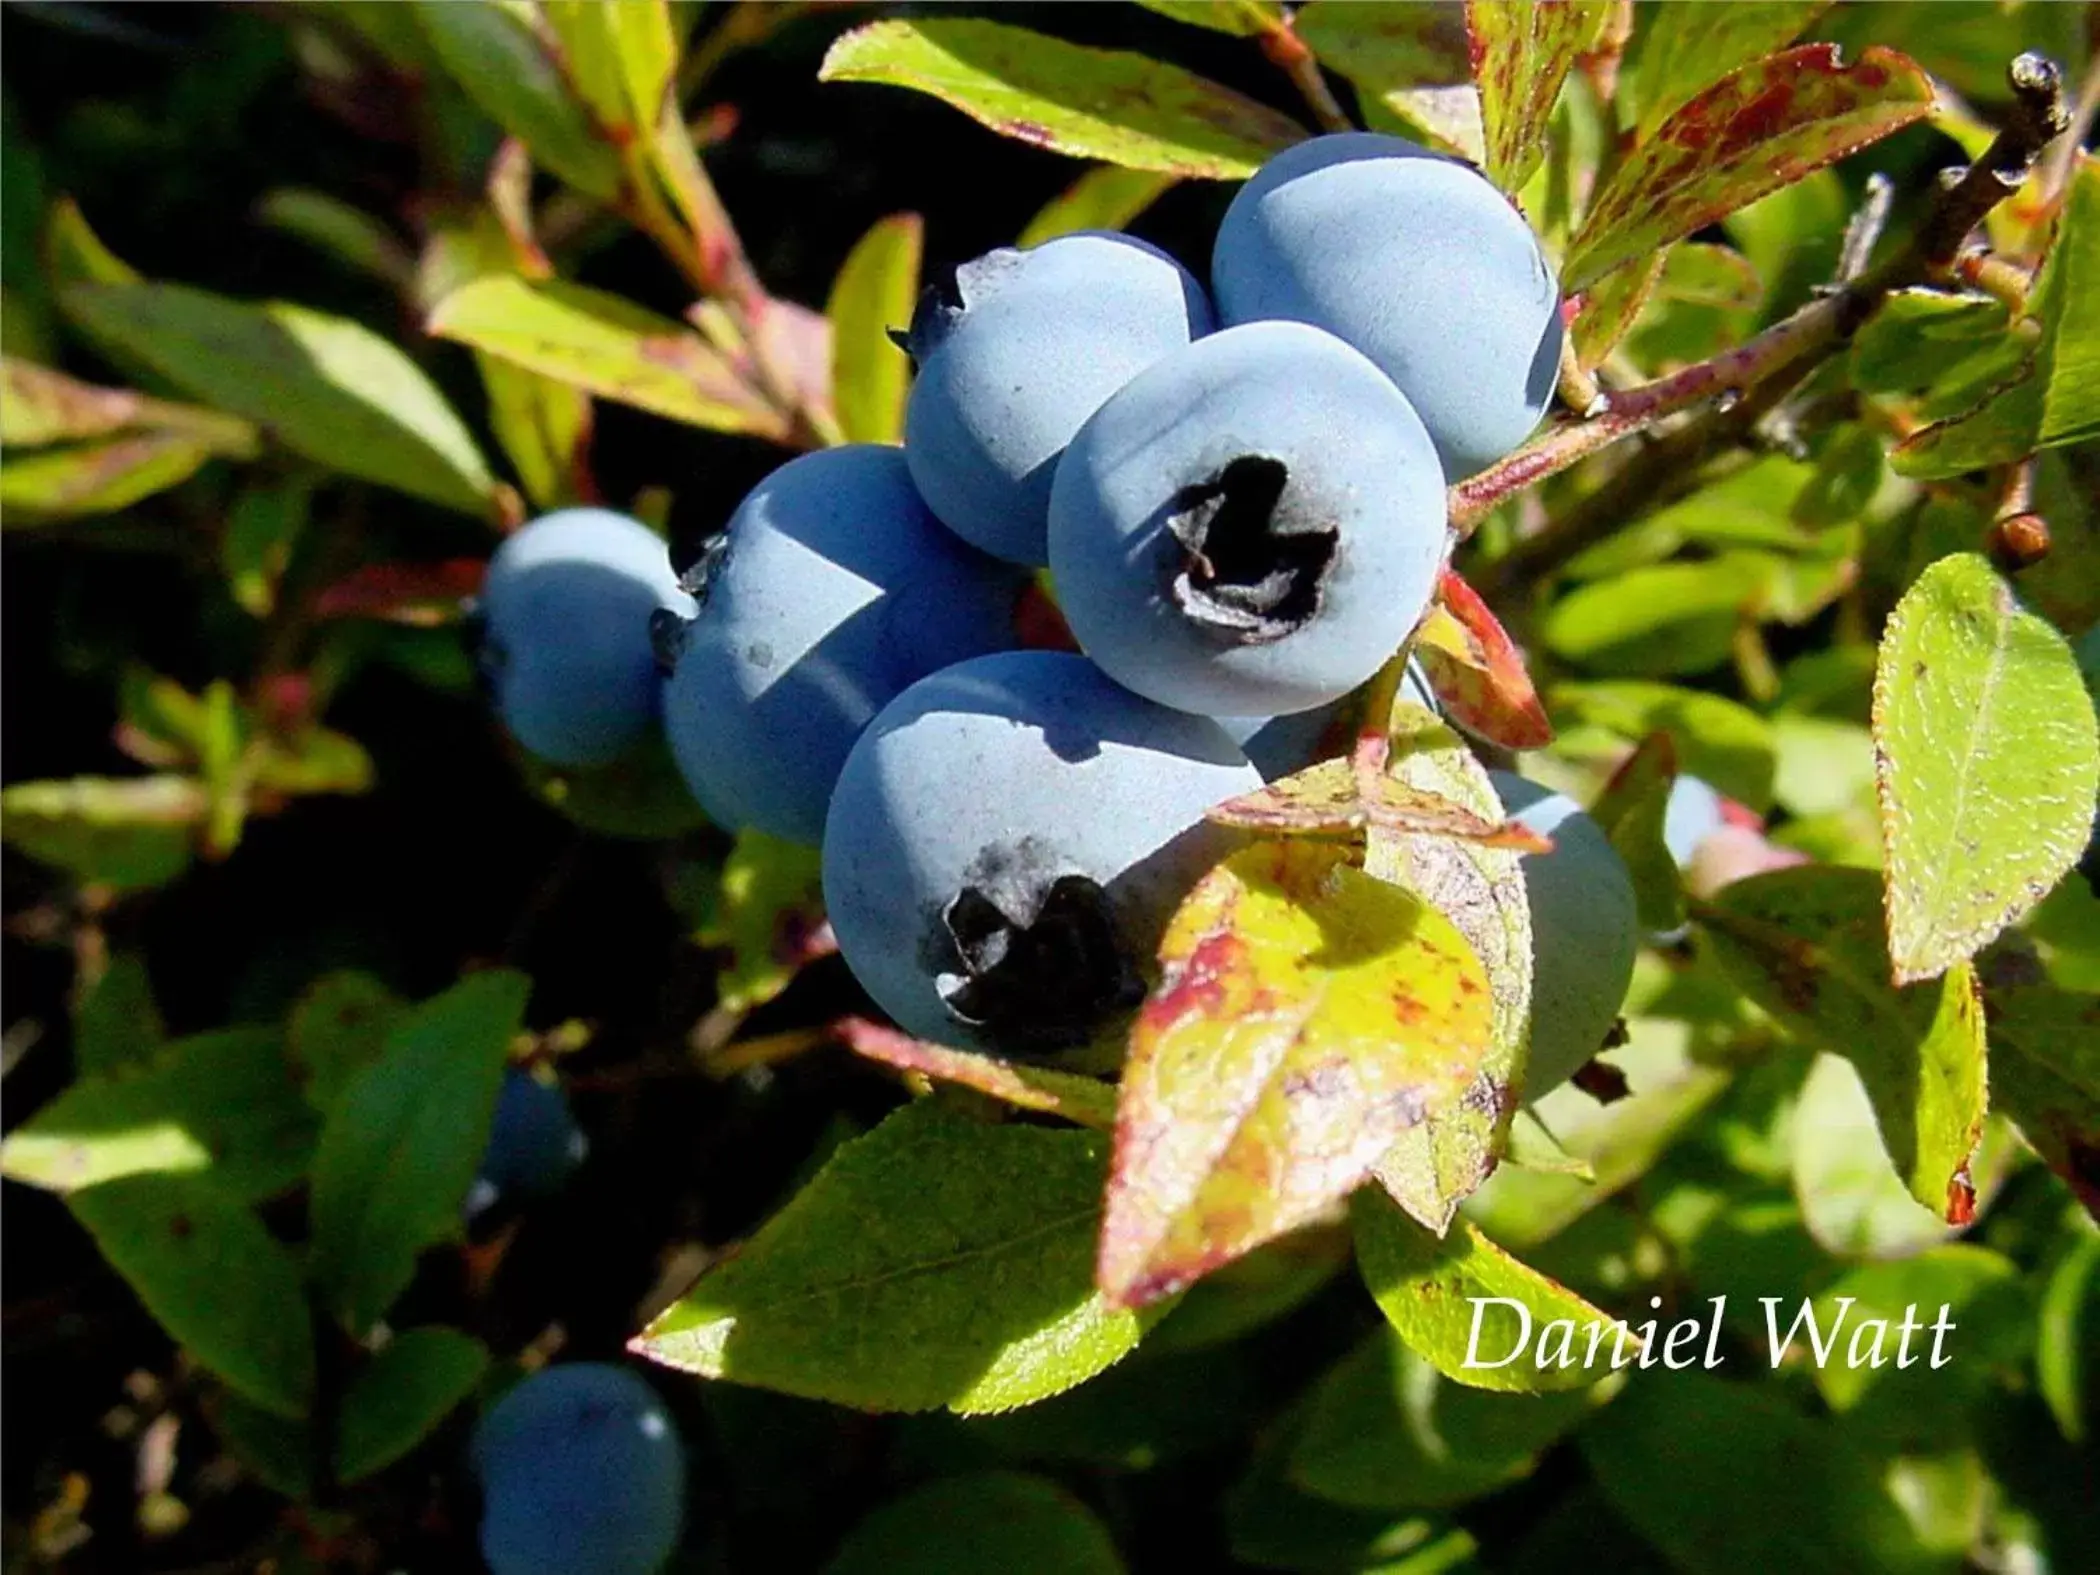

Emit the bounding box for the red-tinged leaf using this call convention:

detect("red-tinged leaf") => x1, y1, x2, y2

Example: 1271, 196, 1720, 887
315, 559, 485, 625
1411, 570, 1554, 751
1366, 696, 1533, 1231
1099, 841, 1494, 1309
1569, 253, 1666, 373
1562, 44, 1935, 293
838, 1018, 1117, 1132
1977, 947, 2100, 1224
1465, 0, 1610, 195
1207, 758, 1549, 851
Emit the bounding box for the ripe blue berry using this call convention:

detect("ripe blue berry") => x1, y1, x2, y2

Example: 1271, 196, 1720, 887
903, 232, 1214, 566
659, 446, 1022, 845
822, 651, 1261, 1054
1490, 772, 1639, 1099
1048, 321, 1447, 719
467, 1070, 585, 1221
471, 1363, 685, 1575
1212, 132, 1563, 479
475, 509, 693, 768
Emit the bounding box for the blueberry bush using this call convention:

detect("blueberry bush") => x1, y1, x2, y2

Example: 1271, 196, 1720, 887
3, 3, 2098, 1571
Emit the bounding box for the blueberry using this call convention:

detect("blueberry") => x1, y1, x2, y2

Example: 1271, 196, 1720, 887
903, 232, 1214, 566
659, 446, 1023, 844
1489, 772, 1639, 1099
1221, 662, 1439, 780
467, 1069, 585, 1221
822, 651, 1261, 1054
1663, 775, 1726, 867
471, 1363, 685, 1575
476, 510, 694, 768
1211, 132, 1564, 479
1048, 321, 1447, 719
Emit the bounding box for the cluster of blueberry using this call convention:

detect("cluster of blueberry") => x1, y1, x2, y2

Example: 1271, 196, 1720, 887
476, 132, 1653, 1090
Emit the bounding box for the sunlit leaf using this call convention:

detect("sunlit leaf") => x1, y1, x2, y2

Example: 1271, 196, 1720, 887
1364, 701, 1534, 1231
1018, 166, 1178, 248
0, 774, 202, 890
0, 1028, 315, 1201
1873, 553, 2100, 982
635, 1100, 1149, 1414
428, 275, 790, 439
1353, 1188, 1612, 1394
1411, 569, 1554, 751
1465, 0, 1608, 195
839, 1019, 1117, 1131
541, 0, 678, 135
1100, 841, 1493, 1309
820, 19, 1306, 179
1624, 2, 1834, 133
826, 212, 921, 446
0, 431, 221, 519
1295, 2, 1482, 161
1588, 732, 1685, 935
1894, 160, 2100, 476
1701, 867, 1987, 1221
61, 281, 496, 515
1563, 45, 1934, 293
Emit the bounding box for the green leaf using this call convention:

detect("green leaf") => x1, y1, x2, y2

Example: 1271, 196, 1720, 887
2037, 1233, 2099, 1441
1228, 1424, 1476, 1575
540, 0, 677, 135
1562, 45, 1934, 294
1581, 1369, 1939, 1575
1289, 1330, 1600, 1510
1353, 1188, 1614, 1394
0, 432, 222, 519
222, 479, 311, 618
1464, 1019, 1733, 1249
0, 774, 200, 889
1980, 961, 2100, 1222
61, 281, 496, 516
1135, 0, 1283, 37
1294, 2, 1482, 161
427, 275, 789, 439
1364, 706, 1533, 1232
1146, 1227, 1350, 1354
1894, 160, 2100, 475
819, 19, 1306, 179
0, 1028, 317, 1202
309, 970, 530, 1333
1873, 553, 2100, 982
479, 353, 590, 511
213, 1392, 315, 1499
842, 1022, 1118, 1132
1624, 2, 1833, 133
694, 830, 828, 1016
1701, 867, 1987, 1220
287, 971, 405, 1115
71, 1174, 315, 1420
517, 734, 709, 840
411, 0, 621, 198
1464, 0, 1608, 195
634, 1100, 1148, 1415
1806, 1245, 2024, 1418
0, 355, 258, 451
1542, 556, 1774, 677
1101, 842, 1493, 1309
827, 1471, 1126, 1575
1018, 166, 1177, 249
336, 1326, 490, 1484
1849, 288, 2011, 401
1551, 681, 1778, 811
255, 189, 416, 290
826, 212, 921, 447
1587, 732, 1686, 936
1790, 1053, 1968, 1259
71, 954, 164, 1077
1570, 254, 1666, 373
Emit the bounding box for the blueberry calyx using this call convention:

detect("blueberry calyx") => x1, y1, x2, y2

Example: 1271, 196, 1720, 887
1166, 454, 1336, 644
936, 874, 1143, 1052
